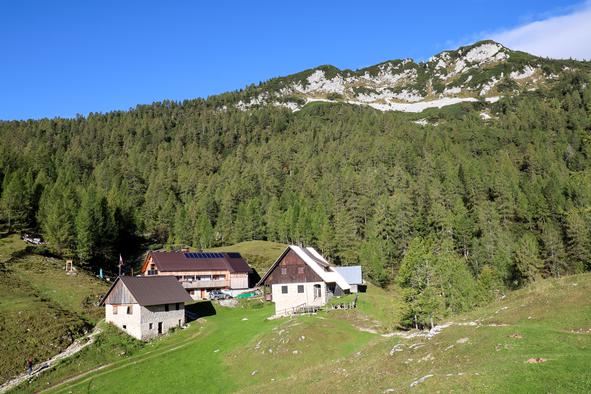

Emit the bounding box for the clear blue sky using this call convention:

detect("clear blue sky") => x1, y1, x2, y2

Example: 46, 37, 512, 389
0, 0, 584, 120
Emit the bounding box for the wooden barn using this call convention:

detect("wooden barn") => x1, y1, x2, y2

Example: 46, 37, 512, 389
257, 245, 353, 316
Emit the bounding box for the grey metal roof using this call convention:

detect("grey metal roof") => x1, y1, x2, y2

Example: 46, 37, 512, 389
333, 266, 363, 285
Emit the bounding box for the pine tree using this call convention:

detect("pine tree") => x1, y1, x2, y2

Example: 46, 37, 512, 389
514, 233, 543, 284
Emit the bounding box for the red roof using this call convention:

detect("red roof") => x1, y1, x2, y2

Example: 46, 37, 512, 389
148, 251, 252, 273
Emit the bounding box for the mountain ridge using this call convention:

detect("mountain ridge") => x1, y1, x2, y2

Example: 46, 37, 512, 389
230, 40, 590, 113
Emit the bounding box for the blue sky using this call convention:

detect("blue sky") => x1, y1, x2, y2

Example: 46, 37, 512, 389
1, 0, 590, 120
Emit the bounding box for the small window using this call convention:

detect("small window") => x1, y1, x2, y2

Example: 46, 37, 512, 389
298, 285, 304, 293
314, 284, 321, 298
281, 267, 287, 275
113, 305, 118, 315
297, 266, 304, 274
149, 323, 153, 330
281, 285, 288, 294
176, 303, 180, 310
165, 304, 169, 312
127, 306, 132, 315
122, 325, 127, 329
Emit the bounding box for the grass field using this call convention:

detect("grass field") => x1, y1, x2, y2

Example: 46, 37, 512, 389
12, 272, 591, 393
208, 240, 287, 275
0, 235, 108, 384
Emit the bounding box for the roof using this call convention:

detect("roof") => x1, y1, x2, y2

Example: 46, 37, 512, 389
257, 245, 351, 291
147, 251, 252, 273
100, 276, 192, 306
333, 266, 363, 285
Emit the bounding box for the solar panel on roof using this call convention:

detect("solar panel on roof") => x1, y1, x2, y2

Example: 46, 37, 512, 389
184, 252, 191, 258
228, 252, 242, 258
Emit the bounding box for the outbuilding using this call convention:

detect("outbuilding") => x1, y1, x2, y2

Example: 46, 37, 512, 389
100, 276, 192, 340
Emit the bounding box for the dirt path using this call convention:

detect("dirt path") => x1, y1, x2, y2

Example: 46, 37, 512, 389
0, 326, 102, 393
40, 327, 206, 393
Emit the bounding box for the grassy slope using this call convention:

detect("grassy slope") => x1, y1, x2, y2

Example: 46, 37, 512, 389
20, 303, 374, 394
251, 274, 591, 393
16, 272, 591, 394
208, 240, 287, 275
0, 235, 108, 384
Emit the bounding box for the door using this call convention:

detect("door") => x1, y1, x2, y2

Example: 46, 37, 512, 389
158, 322, 163, 334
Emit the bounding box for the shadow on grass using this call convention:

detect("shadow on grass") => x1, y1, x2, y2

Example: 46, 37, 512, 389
185, 301, 217, 322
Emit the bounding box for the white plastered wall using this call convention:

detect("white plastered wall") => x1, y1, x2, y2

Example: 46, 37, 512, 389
271, 282, 326, 315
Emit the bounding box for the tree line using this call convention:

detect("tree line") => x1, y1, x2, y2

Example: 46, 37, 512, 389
1, 71, 590, 328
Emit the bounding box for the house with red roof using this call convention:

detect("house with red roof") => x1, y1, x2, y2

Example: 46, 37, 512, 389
139, 251, 253, 300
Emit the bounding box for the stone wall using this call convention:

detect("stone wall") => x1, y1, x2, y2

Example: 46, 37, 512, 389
105, 303, 185, 340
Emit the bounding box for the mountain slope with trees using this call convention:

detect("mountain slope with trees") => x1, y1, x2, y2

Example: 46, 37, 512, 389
1, 43, 591, 328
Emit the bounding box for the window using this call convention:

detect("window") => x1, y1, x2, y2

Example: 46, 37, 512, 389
314, 284, 322, 299
149, 323, 153, 330
113, 305, 118, 315
297, 266, 304, 274
126, 306, 132, 315
281, 267, 287, 275
298, 285, 304, 293
175, 303, 180, 310
165, 304, 169, 312
122, 325, 127, 329
281, 285, 288, 294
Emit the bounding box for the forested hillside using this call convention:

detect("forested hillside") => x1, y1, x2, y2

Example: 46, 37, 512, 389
1, 54, 590, 327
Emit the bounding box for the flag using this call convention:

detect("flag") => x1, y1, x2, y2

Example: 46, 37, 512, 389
118, 254, 124, 276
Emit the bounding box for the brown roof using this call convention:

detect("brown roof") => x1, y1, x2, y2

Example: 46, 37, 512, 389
101, 276, 192, 306
148, 251, 252, 273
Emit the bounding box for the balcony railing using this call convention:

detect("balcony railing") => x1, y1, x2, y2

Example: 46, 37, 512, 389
180, 279, 229, 289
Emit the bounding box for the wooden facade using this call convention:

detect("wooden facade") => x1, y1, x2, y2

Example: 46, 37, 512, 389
104, 279, 137, 304
262, 249, 323, 285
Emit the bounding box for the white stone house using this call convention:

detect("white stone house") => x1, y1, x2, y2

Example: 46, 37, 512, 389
257, 245, 353, 316
100, 276, 192, 340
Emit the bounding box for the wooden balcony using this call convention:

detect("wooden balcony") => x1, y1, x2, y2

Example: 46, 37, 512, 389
180, 279, 229, 289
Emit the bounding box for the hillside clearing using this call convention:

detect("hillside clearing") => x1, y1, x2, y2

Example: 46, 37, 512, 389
208, 240, 287, 274
0, 235, 108, 385
10, 272, 591, 393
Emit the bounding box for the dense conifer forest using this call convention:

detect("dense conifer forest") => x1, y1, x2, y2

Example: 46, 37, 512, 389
1, 70, 590, 327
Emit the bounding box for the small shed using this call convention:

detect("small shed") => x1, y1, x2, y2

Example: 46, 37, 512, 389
100, 276, 192, 340
333, 266, 365, 293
